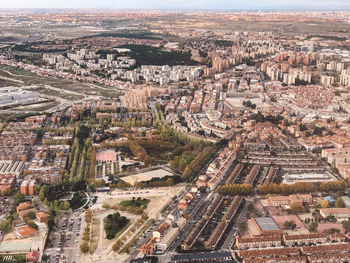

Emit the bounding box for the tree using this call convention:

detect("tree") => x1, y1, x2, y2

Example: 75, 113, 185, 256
320, 199, 329, 209
59, 201, 70, 210
39, 185, 49, 201
80, 241, 89, 253
290, 202, 304, 214
320, 181, 346, 192
335, 197, 345, 208
309, 221, 318, 232
342, 220, 350, 233
0, 218, 12, 232
112, 240, 123, 252
85, 209, 92, 224
284, 220, 296, 230
217, 184, 253, 196
34, 185, 41, 195
24, 211, 36, 221
27, 221, 38, 230
13, 192, 25, 206
324, 228, 340, 235
181, 146, 216, 182
104, 212, 129, 239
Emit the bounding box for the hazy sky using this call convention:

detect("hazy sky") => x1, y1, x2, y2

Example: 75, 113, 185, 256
1, 0, 350, 9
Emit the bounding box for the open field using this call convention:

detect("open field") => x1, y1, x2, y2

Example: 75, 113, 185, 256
9, 100, 60, 112
101, 217, 134, 251
79, 185, 185, 260
317, 222, 345, 234
0, 65, 122, 98
146, 16, 350, 37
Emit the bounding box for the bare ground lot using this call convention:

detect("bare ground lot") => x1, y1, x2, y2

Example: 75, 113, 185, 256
317, 222, 345, 234
0, 65, 122, 98
273, 215, 306, 230
90, 218, 101, 255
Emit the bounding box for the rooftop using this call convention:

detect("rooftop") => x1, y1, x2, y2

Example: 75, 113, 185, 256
172, 252, 235, 262
254, 217, 280, 231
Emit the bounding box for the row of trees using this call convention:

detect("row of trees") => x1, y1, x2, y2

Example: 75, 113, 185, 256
136, 177, 177, 188
80, 209, 93, 253
317, 197, 345, 209
0, 193, 25, 232
181, 146, 216, 182
320, 181, 347, 192
68, 136, 93, 182
170, 152, 195, 172
217, 184, 253, 195
66, 125, 93, 183
128, 141, 152, 166
257, 180, 347, 195
112, 213, 148, 252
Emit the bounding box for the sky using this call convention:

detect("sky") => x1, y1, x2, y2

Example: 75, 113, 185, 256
1, 0, 350, 10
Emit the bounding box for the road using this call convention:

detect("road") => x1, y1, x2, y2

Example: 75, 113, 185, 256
221, 199, 252, 250
45, 211, 83, 263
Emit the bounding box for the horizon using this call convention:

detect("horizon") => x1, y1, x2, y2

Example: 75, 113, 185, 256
1, 0, 350, 10
1, 7, 350, 12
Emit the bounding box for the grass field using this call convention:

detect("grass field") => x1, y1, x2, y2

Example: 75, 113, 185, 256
0, 254, 26, 263
120, 198, 150, 208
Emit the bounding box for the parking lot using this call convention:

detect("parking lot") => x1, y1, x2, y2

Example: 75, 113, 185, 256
0, 196, 12, 221
44, 211, 83, 263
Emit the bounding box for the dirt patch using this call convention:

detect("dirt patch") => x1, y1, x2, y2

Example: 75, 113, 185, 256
317, 223, 345, 234
272, 215, 306, 230
90, 218, 100, 255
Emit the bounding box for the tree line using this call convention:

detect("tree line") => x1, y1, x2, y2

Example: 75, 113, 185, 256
217, 184, 253, 195
257, 180, 347, 195
181, 146, 217, 182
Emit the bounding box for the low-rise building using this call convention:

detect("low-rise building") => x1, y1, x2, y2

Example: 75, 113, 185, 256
236, 235, 282, 249
16, 225, 38, 239
36, 211, 50, 223
26, 250, 39, 263
171, 252, 235, 263
283, 233, 328, 247
320, 208, 350, 221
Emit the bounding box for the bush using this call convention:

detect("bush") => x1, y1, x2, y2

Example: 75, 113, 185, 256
27, 221, 38, 230
309, 222, 318, 232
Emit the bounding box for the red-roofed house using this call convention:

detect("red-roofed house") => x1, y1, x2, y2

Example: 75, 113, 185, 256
26, 250, 39, 262
36, 211, 50, 223
16, 225, 38, 239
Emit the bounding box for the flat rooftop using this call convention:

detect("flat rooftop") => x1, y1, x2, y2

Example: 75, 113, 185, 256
0, 241, 31, 253
254, 217, 280, 231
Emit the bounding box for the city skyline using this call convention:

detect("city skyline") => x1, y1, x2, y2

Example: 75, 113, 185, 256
1, 0, 350, 10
